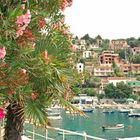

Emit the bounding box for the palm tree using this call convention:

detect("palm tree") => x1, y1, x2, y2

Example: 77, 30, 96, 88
0, 0, 79, 140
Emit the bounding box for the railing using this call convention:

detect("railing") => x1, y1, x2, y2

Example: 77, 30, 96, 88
0, 119, 5, 140
0, 120, 106, 140
24, 125, 106, 140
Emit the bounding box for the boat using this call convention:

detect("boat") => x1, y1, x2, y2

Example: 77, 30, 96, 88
128, 113, 140, 117
82, 108, 93, 113
117, 137, 140, 140
58, 131, 86, 135
118, 109, 131, 113
76, 105, 93, 113
102, 110, 115, 114
102, 124, 124, 130
65, 110, 78, 114
47, 113, 62, 120
22, 135, 32, 140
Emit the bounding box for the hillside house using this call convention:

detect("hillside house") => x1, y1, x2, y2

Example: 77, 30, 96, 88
121, 64, 140, 75
110, 39, 128, 50
99, 50, 121, 65
94, 65, 114, 77
76, 63, 84, 73
130, 46, 140, 56
127, 81, 140, 95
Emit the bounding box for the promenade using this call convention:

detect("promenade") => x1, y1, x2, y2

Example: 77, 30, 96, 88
95, 103, 140, 109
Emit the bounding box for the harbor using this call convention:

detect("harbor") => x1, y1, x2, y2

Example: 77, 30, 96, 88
23, 107, 140, 140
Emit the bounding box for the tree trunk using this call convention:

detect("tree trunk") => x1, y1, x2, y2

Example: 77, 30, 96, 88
4, 103, 24, 140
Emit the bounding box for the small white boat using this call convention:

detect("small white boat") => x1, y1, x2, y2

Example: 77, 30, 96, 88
82, 108, 93, 113
47, 113, 62, 120
65, 110, 78, 114
77, 105, 93, 113
117, 137, 140, 140
128, 113, 140, 117
118, 109, 131, 113
58, 131, 86, 135
22, 135, 32, 140
102, 110, 115, 114
102, 124, 124, 130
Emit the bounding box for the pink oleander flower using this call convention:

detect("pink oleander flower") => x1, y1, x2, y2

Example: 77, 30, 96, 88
61, 0, 67, 11
21, 69, 27, 74
44, 50, 48, 60
16, 10, 31, 25
70, 45, 77, 51
22, 0, 27, 2
0, 108, 5, 119
42, 50, 49, 64
21, 4, 25, 10
0, 47, 6, 59
16, 28, 24, 37
16, 10, 31, 38
25, 10, 31, 20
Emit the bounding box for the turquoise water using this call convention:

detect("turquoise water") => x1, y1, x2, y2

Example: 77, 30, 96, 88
24, 109, 140, 140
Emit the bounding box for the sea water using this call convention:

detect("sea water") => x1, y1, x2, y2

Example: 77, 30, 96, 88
24, 109, 140, 140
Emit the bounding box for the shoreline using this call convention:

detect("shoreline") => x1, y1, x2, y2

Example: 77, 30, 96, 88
94, 103, 140, 109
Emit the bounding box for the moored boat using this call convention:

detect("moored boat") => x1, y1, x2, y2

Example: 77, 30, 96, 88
128, 113, 140, 117
76, 105, 93, 113
58, 131, 86, 135
118, 109, 131, 113
102, 124, 124, 130
82, 108, 93, 113
102, 110, 115, 114
117, 137, 140, 140
47, 113, 62, 120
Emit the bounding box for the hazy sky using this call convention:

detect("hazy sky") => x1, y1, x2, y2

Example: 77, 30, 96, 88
65, 0, 140, 39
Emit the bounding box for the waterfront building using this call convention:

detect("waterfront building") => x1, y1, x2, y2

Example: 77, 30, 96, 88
72, 94, 98, 105
127, 81, 140, 95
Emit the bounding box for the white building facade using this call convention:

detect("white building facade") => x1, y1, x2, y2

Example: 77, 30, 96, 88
76, 63, 84, 73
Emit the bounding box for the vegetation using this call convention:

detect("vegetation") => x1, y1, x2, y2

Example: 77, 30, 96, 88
136, 76, 140, 81
72, 87, 97, 96
104, 82, 133, 99
133, 54, 140, 64
81, 34, 96, 45
100, 39, 109, 50
0, 0, 80, 140
112, 62, 124, 77
126, 37, 140, 47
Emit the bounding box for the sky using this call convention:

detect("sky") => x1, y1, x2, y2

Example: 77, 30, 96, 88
65, 0, 140, 39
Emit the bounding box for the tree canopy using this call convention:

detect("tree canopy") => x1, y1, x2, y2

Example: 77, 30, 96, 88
104, 82, 133, 99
